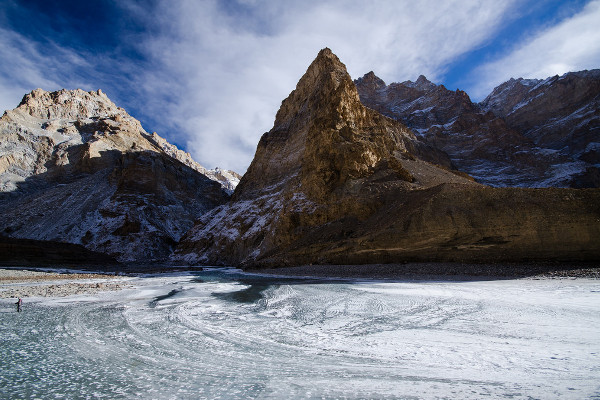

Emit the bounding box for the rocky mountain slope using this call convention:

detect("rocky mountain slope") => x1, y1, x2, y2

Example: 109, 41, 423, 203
480, 70, 600, 187
150, 132, 241, 193
174, 49, 600, 268
0, 88, 233, 261
355, 70, 600, 187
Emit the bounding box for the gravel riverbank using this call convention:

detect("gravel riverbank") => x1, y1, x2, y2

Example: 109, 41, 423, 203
0, 268, 129, 298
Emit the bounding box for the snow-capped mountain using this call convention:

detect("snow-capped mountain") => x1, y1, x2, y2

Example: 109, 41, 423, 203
355, 70, 600, 187
0, 88, 232, 261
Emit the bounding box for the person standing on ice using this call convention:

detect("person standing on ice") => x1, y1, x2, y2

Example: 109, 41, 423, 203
15, 298, 22, 312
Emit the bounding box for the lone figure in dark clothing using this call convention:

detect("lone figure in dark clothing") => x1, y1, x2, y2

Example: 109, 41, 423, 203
15, 298, 22, 312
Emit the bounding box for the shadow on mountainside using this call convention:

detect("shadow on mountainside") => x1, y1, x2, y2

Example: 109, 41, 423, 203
0, 235, 121, 268
0, 146, 229, 267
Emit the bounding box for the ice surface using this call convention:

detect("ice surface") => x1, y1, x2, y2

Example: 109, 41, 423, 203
1, 269, 599, 399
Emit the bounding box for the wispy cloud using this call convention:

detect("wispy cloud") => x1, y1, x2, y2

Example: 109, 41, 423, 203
468, 0, 600, 100
0, 28, 67, 112
0, 25, 121, 115
131, 0, 520, 172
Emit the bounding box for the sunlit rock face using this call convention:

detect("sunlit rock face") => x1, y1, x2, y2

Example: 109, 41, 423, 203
174, 49, 600, 268
0, 88, 231, 261
355, 69, 600, 188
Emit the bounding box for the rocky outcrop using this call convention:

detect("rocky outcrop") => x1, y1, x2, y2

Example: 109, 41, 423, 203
0, 89, 230, 261
174, 49, 600, 268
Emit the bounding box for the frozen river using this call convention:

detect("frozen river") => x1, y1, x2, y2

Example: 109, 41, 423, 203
1, 268, 599, 399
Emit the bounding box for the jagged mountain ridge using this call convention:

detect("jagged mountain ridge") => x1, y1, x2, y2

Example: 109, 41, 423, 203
150, 133, 241, 193
355, 69, 600, 187
0, 88, 234, 261
2, 53, 598, 267
174, 48, 600, 268
480, 70, 600, 187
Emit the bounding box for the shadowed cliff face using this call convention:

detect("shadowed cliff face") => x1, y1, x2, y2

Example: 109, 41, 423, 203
0, 89, 230, 262
354, 73, 551, 187
355, 70, 600, 188
480, 71, 600, 187
174, 48, 600, 268
481, 70, 600, 148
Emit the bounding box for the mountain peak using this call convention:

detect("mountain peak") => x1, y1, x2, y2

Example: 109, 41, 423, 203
315, 47, 336, 60
0, 87, 231, 262
233, 48, 440, 204
355, 71, 387, 90
14, 88, 121, 121
270, 48, 359, 136
297, 47, 349, 89
416, 75, 430, 84
312, 47, 350, 70
395, 75, 436, 90
413, 75, 436, 90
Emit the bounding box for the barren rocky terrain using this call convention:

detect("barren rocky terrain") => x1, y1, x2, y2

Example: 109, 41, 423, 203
0, 89, 236, 262
0, 268, 128, 298
1, 50, 598, 273
355, 69, 600, 187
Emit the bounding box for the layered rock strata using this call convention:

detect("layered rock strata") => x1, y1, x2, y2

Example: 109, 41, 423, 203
174, 49, 600, 268
0, 89, 230, 261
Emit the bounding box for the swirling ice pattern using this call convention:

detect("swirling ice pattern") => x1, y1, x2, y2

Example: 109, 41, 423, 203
1, 270, 600, 399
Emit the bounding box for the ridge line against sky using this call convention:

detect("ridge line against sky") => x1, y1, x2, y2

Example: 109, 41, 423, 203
1, 0, 599, 173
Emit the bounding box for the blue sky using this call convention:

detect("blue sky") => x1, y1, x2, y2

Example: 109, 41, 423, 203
1, 0, 599, 173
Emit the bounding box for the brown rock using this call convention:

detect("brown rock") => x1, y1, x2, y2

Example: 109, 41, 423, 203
175, 49, 600, 269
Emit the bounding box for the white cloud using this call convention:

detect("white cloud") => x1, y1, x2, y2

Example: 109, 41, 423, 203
132, 0, 520, 172
469, 0, 600, 100
0, 28, 94, 113
0, 29, 60, 113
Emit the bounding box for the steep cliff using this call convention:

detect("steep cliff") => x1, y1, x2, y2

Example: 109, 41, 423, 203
174, 49, 600, 268
0, 89, 231, 261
